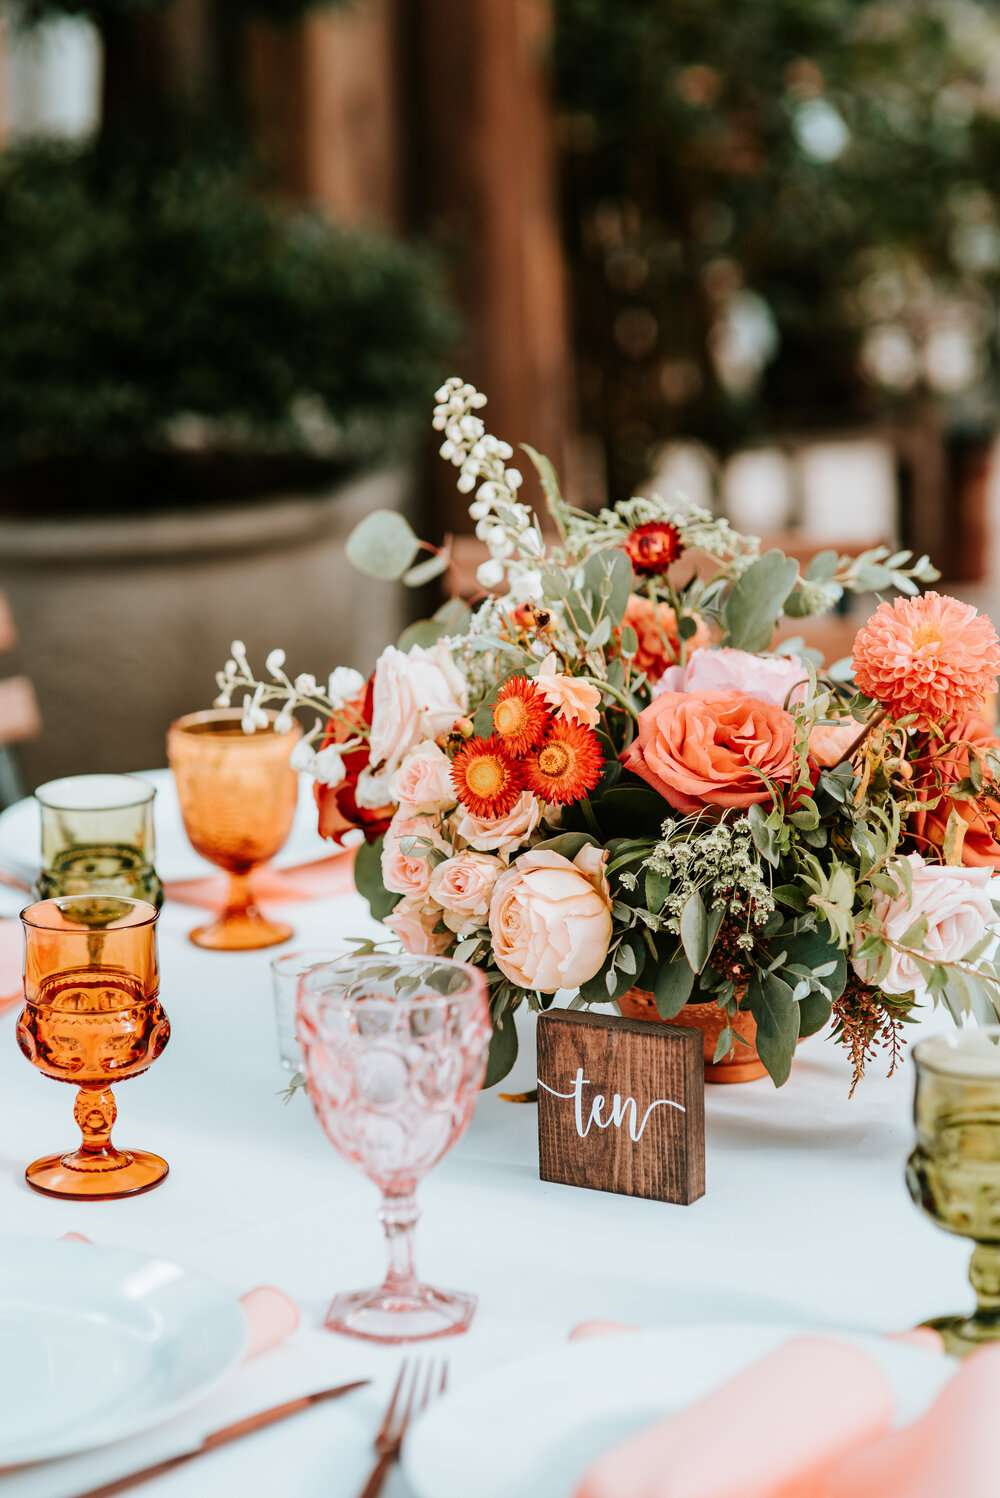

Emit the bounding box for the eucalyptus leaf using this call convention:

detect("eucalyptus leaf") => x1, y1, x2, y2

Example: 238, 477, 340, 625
484, 1010, 519, 1088
345, 509, 421, 580
747, 972, 799, 1086
653, 956, 696, 1017
354, 835, 400, 922
402, 550, 450, 588
723, 551, 799, 652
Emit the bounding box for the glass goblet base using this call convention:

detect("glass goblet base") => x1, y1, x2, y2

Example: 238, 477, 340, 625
188, 911, 292, 951
324, 1283, 477, 1344
921, 1312, 1000, 1357
25, 1147, 169, 1201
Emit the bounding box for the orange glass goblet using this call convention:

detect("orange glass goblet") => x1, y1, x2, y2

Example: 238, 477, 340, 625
17, 896, 171, 1200
167, 709, 301, 950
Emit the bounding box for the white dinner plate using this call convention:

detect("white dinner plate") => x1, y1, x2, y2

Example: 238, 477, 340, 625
0, 1236, 246, 1467
0, 767, 331, 886
403, 1322, 954, 1498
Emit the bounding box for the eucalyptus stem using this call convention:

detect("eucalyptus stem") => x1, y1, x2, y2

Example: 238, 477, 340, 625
843, 706, 888, 763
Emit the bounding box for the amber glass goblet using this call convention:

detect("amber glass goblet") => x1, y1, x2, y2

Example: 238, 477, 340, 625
167, 708, 301, 950
906, 1027, 1000, 1355
17, 896, 171, 1200
298, 954, 492, 1343
35, 774, 163, 907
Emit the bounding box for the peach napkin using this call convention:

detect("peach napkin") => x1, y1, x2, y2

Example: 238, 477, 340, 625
574, 1335, 894, 1498
164, 848, 356, 909
818, 1344, 1000, 1498
61, 1234, 300, 1359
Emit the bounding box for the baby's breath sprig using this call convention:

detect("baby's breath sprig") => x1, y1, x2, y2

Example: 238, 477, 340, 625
645, 815, 775, 945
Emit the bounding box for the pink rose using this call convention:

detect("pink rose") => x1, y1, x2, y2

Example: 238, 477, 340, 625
391, 740, 457, 815
384, 895, 452, 956
655, 648, 808, 708
453, 790, 544, 855
381, 814, 448, 897
369, 642, 467, 778
622, 691, 797, 813
488, 847, 613, 993
428, 852, 504, 934
854, 853, 996, 999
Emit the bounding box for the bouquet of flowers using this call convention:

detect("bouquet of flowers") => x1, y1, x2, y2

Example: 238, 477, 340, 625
216, 377, 1000, 1091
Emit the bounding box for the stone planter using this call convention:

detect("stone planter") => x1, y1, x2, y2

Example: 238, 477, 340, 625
0, 466, 414, 786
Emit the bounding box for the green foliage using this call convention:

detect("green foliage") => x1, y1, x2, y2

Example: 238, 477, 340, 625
723, 551, 800, 652
354, 835, 400, 923
346, 510, 422, 580
0, 144, 456, 504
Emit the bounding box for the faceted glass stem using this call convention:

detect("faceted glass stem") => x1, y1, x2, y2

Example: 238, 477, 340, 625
68, 1085, 124, 1170
379, 1190, 420, 1299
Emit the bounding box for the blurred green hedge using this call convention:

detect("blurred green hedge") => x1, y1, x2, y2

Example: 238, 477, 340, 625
0, 144, 457, 505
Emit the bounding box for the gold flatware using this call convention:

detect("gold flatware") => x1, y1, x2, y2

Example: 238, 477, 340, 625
356, 1359, 447, 1498
68, 1379, 370, 1498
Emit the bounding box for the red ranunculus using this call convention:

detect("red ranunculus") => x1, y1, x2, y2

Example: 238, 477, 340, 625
623, 521, 684, 576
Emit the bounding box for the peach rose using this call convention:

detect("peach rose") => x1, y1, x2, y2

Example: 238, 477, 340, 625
384, 895, 452, 956
369, 641, 467, 778
428, 852, 504, 934
391, 740, 457, 815
911, 715, 1000, 869
623, 595, 710, 682
381, 814, 448, 897
809, 719, 860, 769
622, 690, 797, 813
453, 790, 544, 855
488, 847, 612, 992
534, 653, 602, 728
854, 852, 995, 998
655, 647, 808, 707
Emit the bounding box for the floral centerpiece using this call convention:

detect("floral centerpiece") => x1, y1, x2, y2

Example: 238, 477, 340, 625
216, 378, 1000, 1091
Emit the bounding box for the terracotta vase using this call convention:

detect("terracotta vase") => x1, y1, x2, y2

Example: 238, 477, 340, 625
619, 988, 768, 1084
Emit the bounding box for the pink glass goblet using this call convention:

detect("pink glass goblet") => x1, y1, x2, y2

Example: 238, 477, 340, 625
298, 954, 491, 1343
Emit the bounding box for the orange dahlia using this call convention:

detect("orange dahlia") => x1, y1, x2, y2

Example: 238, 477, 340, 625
853, 592, 1000, 722
624, 521, 684, 575
492, 677, 552, 754
524, 720, 605, 804
622, 594, 711, 681
451, 735, 525, 819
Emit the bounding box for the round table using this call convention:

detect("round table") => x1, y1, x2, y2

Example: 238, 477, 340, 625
0, 862, 965, 1497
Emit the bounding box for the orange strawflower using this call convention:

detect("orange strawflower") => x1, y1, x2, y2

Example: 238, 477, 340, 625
853, 592, 1000, 722
492, 677, 552, 754
451, 735, 525, 819
524, 720, 605, 804
624, 521, 684, 575
622, 594, 711, 682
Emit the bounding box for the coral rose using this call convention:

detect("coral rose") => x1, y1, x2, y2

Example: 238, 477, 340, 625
488, 847, 613, 993
383, 895, 452, 956
852, 592, 1000, 722
853, 852, 995, 998
622, 595, 710, 682
655, 646, 808, 708
809, 719, 861, 769
622, 691, 797, 813
911, 715, 1000, 869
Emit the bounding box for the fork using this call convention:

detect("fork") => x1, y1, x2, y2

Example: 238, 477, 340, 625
356, 1358, 448, 1498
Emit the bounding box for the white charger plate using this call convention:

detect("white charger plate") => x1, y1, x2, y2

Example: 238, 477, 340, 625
403, 1322, 954, 1498
0, 767, 331, 886
0, 1236, 246, 1467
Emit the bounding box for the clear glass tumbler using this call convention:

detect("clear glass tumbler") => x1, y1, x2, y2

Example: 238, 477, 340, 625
35, 774, 162, 907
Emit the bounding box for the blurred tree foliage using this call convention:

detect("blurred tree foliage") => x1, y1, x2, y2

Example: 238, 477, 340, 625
0, 0, 456, 510
554, 0, 1000, 497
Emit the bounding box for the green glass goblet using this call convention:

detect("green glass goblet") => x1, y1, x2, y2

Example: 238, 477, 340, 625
907, 1027, 1000, 1355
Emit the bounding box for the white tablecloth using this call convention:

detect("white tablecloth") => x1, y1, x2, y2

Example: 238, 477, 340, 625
0, 878, 966, 1498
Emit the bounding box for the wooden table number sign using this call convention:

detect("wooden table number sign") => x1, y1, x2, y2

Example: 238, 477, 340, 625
536, 1009, 705, 1205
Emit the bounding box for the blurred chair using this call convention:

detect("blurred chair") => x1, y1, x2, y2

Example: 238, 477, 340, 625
0, 592, 42, 807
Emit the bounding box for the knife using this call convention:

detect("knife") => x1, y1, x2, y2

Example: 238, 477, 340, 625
68, 1379, 371, 1498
